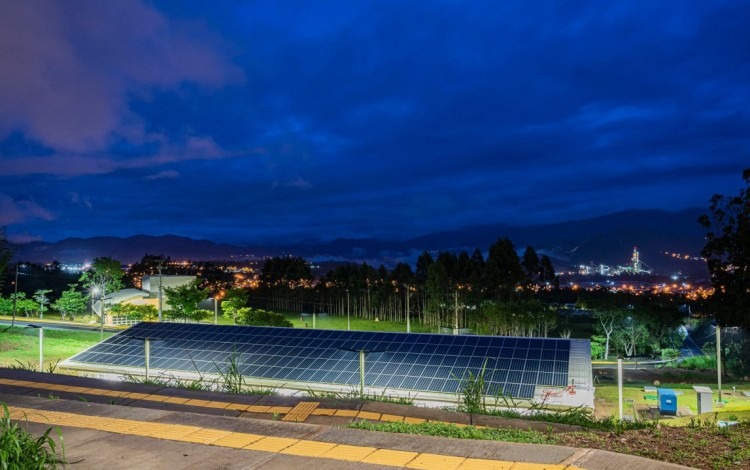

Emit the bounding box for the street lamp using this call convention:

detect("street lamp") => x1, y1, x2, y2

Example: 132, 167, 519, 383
346, 289, 350, 331
11, 262, 20, 328
715, 322, 722, 404
26, 324, 44, 372
404, 284, 411, 334
213, 297, 219, 325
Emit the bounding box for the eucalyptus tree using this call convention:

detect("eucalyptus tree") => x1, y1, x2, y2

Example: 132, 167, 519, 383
33, 289, 52, 319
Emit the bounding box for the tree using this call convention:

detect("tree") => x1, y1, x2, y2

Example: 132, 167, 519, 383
163, 280, 209, 322
79, 257, 125, 294
521, 246, 541, 284
236, 307, 293, 327
221, 288, 249, 322
613, 316, 650, 357
592, 308, 624, 360
33, 289, 52, 319
699, 168, 750, 330
0, 228, 11, 290
53, 285, 87, 320
110, 303, 158, 322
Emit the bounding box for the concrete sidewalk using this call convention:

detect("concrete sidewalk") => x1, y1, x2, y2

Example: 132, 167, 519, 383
0, 369, 694, 470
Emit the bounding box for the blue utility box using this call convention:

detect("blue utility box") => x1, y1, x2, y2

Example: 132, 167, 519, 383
658, 388, 678, 415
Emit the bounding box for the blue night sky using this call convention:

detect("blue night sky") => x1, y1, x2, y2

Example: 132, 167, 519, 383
1, 1, 748, 245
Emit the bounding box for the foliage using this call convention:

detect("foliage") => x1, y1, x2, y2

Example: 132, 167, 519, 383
304, 387, 415, 405
79, 257, 125, 295
221, 288, 249, 322
699, 168, 750, 330
660, 348, 681, 361
0, 229, 11, 290
0, 403, 65, 469
109, 303, 158, 322
214, 352, 276, 395
32, 289, 52, 319
52, 285, 87, 320
236, 307, 293, 327
163, 279, 208, 321
456, 360, 488, 414
348, 420, 557, 445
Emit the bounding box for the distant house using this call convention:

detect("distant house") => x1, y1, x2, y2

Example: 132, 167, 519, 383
94, 275, 196, 324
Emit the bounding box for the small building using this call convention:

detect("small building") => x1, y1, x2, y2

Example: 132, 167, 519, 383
95, 276, 196, 325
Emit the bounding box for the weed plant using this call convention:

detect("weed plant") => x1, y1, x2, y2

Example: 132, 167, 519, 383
305, 387, 415, 405
0, 403, 65, 469
348, 420, 557, 445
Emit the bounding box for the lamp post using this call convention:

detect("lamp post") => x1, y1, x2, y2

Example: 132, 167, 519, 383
213, 297, 219, 325
404, 284, 411, 334
157, 263, 163, 322
11, 262, 19, 328
617, 356, 624, 420
346, 289, 350, 331
716, 323, 722, 404
26, 324, 44, 372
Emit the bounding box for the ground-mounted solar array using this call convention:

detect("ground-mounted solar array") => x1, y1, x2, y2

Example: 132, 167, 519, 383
65, 323, 591, 400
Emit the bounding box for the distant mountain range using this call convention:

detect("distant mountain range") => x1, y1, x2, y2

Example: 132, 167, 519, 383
11, 208, 709, 278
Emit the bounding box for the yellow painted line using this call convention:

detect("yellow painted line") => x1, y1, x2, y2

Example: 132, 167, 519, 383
459, 459, 514, 470
267, 406, 293, 414
124, 392, 152, 400
281, 440, 337, 457
245, 436, 299, 452
362, 449, 420, 466
311, 408, 336, 416
406, 453, 466, 470
181, 428, 233, 444
404, 417, 426, 424
319, 444, 377, 462
225, 403, 250, 411
203, 401, 231, 409
7, 406, 583, 470
212, 432, 265, 448
282, 401, 319, 422
380, 413, 404, 423
143, 394, 170, 402
183, 398, 212, 406
162, 396, 190, 404
246, 405, 272, 413
333, 409, 358, 417
356, 411, 382, 420
64, 386, 93, 394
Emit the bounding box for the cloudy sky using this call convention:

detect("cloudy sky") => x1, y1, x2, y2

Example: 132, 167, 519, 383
1, 1, 748, 245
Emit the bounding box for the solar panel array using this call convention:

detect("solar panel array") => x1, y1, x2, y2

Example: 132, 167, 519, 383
66, 323, 589, 399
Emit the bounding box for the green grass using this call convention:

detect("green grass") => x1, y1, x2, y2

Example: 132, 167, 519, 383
0, 403, 65, 469
594, 382, 750, 418
348, 420, 558, 444
0, 326, 112, 369
282, 312, 433, 333
304, 387, 415, 405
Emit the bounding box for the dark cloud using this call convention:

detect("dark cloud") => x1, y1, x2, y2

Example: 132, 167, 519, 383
1, 1, 749, 245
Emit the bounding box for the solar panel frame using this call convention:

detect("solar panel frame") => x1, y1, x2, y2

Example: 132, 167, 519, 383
64, 322, 590, 400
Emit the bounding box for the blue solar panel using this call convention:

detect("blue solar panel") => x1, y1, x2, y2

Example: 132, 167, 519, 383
65, 322, 589, 400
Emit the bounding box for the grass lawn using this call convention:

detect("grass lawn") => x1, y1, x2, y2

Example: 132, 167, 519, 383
282, 312, 434, 333
0, 326, 112, 370
594, 381, 750, 421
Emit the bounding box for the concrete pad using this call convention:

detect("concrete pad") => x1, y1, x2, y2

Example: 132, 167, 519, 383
573, 449, 694, 470
317, 397, 365, 410
304, 415, 358, 426
252, 453, 392, 470
314, 427, 578, 464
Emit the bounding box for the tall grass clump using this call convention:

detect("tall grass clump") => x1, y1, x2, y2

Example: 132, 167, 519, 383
0, 403, 65, 469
